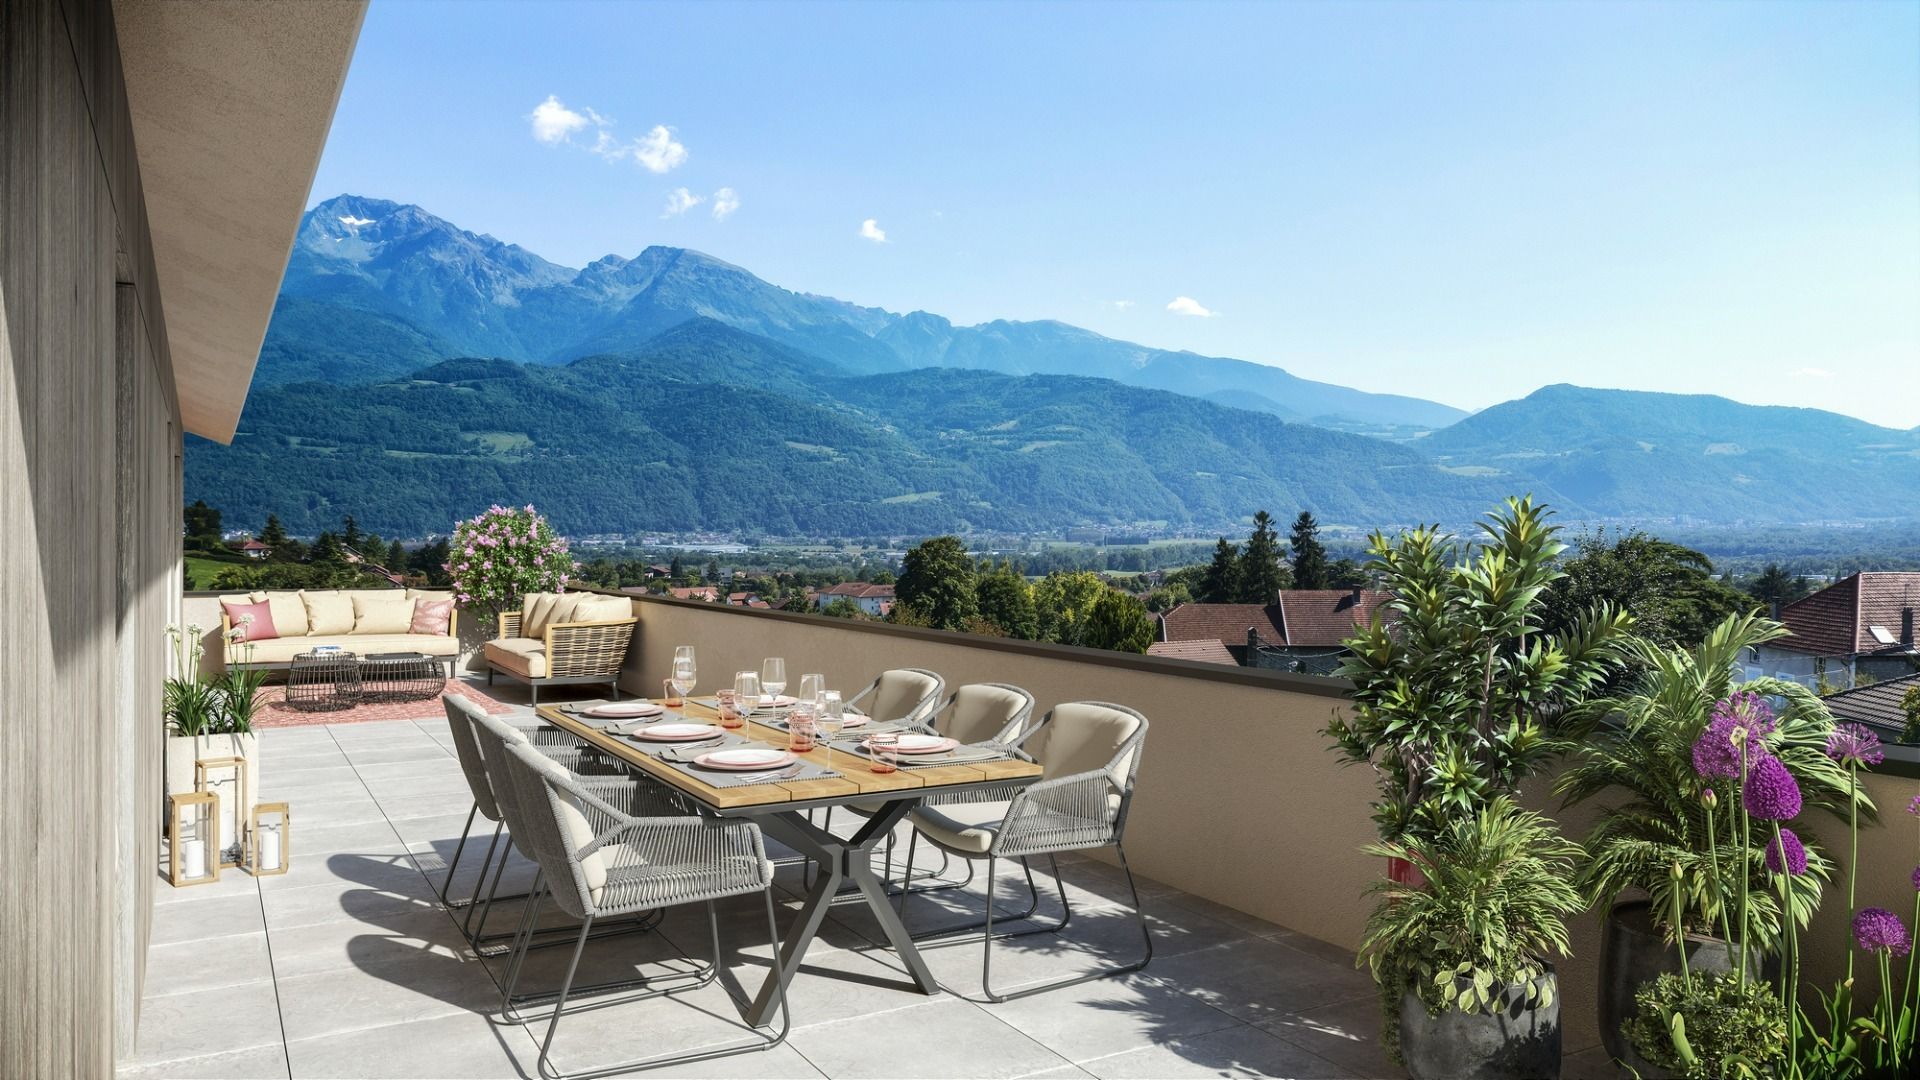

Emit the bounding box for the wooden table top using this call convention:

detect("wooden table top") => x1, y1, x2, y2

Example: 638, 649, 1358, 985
534, 699, 1042, 815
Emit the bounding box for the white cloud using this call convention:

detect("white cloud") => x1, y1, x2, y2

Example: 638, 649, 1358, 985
630, 125, 689, 173
711, 187, 740, 221
1166, 296, 1218, 317
860, 218, 888, 243
1110, 300, 1135, 310
662, 187, 703, 217
530, 95, 592, 143
1789, 366, 1834, 379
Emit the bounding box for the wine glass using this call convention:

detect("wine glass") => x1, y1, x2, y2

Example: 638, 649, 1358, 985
816, 690, 845, 767
669, 658, 696, 705
733, 671, 761, 730
798, 673, 826, 709
672, 646, 697, 698
761, 657, 787, 704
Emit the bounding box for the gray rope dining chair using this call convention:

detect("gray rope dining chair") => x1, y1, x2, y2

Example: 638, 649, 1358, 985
438, 696, 594, 921
897, 700, 1152, 1002
495, 739, 790, 1080
467, 711, 677, 996
846, 667, 946, 725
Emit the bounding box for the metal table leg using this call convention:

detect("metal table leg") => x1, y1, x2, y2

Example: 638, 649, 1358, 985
747, 799, 935, 1026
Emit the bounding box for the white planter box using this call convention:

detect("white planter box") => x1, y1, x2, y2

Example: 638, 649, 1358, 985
165, 732, 261, 861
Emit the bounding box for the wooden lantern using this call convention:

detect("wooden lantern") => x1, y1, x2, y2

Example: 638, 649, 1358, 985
168, 792, 220, 887
249, 802, 290, 876
195, 756, 248, 869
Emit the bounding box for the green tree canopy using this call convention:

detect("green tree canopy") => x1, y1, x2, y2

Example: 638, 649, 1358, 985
1034, 570, 1109, 646
1289, 511, 1330, 589
183, 500, 223, 550
974, 560, 1039, 639
1082, 589, 1155, 653
1540, 529, 1753, 653
1238, 510, 1290, 602
895, 536, 979, 630
1746, 563, 1811, 609
1198, 538, 1241, 603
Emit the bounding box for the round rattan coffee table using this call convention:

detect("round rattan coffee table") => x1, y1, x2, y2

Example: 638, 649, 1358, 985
356, 652, 447, 703
286, 650, 361, 711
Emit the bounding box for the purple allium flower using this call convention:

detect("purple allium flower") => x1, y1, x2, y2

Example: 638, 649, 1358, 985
1854, 908, 1913, 956
1909, 794, 1920, 817
1692, 693, 1778, 778
1826, 723, 1885, 767
1912, 865, 1920, 892
1765, 828, 1808, 875
1743, 756, 1803, 821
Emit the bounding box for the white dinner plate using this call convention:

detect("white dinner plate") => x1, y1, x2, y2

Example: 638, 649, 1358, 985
583, 702, 663, 719
874, 734, 957, 755
633, 723, 721, 742
695, 749, 795, 771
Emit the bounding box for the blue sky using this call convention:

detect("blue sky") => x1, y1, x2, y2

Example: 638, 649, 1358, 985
310, 0, 1920, 427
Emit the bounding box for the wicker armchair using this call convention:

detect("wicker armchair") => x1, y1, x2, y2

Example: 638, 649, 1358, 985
484, 599, 637, 704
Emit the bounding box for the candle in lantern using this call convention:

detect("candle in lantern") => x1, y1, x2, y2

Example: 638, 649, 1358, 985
181, 838, 207, 880
257, 825, 282, 871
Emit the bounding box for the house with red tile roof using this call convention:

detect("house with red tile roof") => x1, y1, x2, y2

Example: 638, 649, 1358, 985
1753, 572, 1920, 685
1157, 586, 1392, 674
814, 581, 896, 617
668, 586, 721, 602
1145, 639, 1239, 666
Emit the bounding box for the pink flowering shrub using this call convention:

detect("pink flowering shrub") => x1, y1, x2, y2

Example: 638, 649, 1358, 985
445, 505, 574, 614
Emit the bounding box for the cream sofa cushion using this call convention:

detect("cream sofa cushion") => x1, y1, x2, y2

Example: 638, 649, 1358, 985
484, 637, 547, 679
407, 589, 453, 606
258, 591, 309, 637
301, 591, 355, 636
352, 593, 415, 635
238, 634, 458, 664
567, 596, 631, 625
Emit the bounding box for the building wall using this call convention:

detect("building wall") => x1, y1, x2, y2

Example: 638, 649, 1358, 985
1, 0, 181, 1072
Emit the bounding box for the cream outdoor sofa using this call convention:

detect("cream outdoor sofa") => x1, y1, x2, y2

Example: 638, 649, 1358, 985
218, 588, 460, 674
483, 591, 637, 704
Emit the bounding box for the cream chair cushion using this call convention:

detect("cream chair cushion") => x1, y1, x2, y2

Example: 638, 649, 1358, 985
301, 590, 355, 636
257, 591, 309, 637
485, 637, 547, 679
352, 593, 415, 634
520, 592, 569, 639
871, 669, 942, 724
566, 596, 631, 624
943, 684, 1031, 744
1027, 703, 1143, 786
909, 800, 1011, 855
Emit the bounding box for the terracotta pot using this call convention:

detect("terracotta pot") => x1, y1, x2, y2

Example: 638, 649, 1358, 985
1399, 967, 1560, 1080
1387, 854, 1429, 889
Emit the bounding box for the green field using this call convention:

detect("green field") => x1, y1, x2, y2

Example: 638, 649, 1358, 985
184, 550, 252, 590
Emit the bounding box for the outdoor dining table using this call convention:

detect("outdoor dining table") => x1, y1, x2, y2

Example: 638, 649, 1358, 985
532, 698, 1044, 1026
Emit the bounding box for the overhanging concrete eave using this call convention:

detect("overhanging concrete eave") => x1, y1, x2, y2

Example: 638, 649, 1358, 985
112, 0, 367, 443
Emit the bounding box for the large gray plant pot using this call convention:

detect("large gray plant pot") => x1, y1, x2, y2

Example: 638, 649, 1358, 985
1600, 900, 1769, 1078
1399, 968, 1560, 1080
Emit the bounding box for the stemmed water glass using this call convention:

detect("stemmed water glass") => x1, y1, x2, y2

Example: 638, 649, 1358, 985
816, 690, 845, 767
761, 657, 787, 704
733, 671, 761, 730
797, 673, 825, 709
669, 646, 697, 705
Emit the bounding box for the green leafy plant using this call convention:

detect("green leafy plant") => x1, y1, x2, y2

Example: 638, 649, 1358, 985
1555, 613, 1862, 952
163, 624, 221, 737
1358, 797, 1585, 1061
1625, 970, 1787, 1079
1329, 495, 1635, 845
447, 504, 573, 617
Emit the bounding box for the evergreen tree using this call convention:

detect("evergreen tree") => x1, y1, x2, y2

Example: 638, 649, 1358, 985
309, 531, 345, 563
1746, 562, 1809, 610
705, 558, 721, 583
1198, 538, 1242, 603
341, 515, 363, 551
183, 500, 223, 550
974, 561, 1039, 639
1327, 558, 1369, 588
895, 536, 979, 630
1238, 510, 1289, 602
669, 554, 684, 579
1081, 589, 1155, 653
259, 514, 288, 548
1289, 511, 1330, 589
385, 538, 407, 570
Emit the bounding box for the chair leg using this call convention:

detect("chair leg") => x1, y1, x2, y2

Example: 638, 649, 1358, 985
435, 803, 478, 907
461, 823, 506, 940
904, 852, 1048, 941
535, 915, 595, 1080
981, 847, 1153, 1003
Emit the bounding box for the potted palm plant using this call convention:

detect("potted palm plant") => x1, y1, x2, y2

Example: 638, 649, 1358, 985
164, 624, 266, 866
1328, 496, 1634, 1075
1361, 798, 1585, 1079
1554, 613, 1862, 1072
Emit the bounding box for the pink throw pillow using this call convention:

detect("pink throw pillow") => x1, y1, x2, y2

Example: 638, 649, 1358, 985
411, 598, 454, 635
221, 599, 279, 642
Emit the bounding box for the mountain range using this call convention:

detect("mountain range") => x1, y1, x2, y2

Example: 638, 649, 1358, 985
184, 195, 1920, 537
